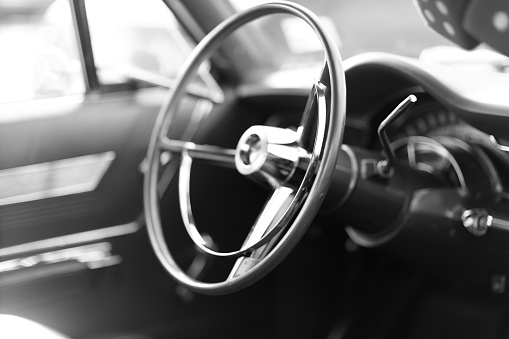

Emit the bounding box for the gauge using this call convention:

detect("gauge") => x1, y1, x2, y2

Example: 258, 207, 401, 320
388, 95, 507, 199
389, 95, 509, 159
392, 136, 462, 189
392, 136, 500, 199
388, 95, 462, 140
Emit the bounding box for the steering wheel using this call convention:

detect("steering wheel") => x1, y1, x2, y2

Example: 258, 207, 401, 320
144, 1, 346, 295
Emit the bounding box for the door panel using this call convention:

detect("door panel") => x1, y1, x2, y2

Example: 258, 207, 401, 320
0, 87, 219, 337
0, 87, 194, 246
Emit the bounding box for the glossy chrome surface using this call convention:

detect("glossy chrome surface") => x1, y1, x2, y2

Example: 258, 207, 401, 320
177, 77, 327, 260
235, 125, 303, 187
462, 208, 509, 236
147, 98, 216, 197
0, 242, 121, 289
179, 150, 296, 257
158, 137, 236, 166
0, 222, 140, 258
0, 242, 120, 274
462, 208, 492, 236
492, 217, 509, 232
182, 99, 214, 141
490, 135, 509, 153
297, 80, 327, 150
377, 95, 417, 177
144, 1, 346, 294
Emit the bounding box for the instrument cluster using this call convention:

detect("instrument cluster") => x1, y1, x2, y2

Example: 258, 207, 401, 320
387, 94, 509, 202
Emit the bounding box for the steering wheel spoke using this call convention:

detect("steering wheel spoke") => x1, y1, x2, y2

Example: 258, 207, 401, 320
158, 136, 236, 167
228, 186, 295, 279
179, 154, 295, 258
243, 185, 295, 249
297, 62, 329, 151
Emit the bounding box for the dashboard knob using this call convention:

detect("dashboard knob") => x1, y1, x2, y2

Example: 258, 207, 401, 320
461, 208, 492, 236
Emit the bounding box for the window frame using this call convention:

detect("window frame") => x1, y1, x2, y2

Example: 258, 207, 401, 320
67, 0, 224, 102
69, 0, 100, 94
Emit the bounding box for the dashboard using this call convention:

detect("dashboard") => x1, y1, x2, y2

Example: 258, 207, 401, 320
342, 53, 509, 279
238, 51, 509, 282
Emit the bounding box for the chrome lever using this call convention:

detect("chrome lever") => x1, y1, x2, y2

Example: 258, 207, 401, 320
377, 95, 417, 178
490, 135, 509, 153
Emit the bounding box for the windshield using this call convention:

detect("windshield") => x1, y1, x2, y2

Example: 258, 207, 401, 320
229, 0, 455, 68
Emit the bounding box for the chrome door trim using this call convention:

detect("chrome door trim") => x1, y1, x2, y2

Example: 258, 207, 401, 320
0, 221, 140, 259
0, 242, 121, 274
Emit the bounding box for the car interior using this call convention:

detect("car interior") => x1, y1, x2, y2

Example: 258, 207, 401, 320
1, 0, 509, 338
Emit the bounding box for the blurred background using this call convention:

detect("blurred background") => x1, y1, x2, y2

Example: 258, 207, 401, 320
0, 0, 454, 104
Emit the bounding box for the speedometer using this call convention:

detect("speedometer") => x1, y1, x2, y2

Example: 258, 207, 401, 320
389, 95, 508, 199
392, 136, 500, 199
390, 95, 509, 155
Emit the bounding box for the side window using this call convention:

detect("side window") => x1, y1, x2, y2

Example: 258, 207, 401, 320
85, 0, 195, 86
0, 0, 85, 104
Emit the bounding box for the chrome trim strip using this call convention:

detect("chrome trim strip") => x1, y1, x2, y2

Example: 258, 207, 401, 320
0, 152, 115, 206
0, 242, 121, 274
490, 135, 509, 153
0, 222, 140, 258
492, 217, 509, 232
143, 98, 215, 196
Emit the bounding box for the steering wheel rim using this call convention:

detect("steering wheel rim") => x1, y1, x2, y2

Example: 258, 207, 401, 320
144, 1, 346, 295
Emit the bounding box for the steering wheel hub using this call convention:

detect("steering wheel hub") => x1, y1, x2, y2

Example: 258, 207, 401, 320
235, 126, 302, 186
239, 135, 263, 166
236, 127, 269, 175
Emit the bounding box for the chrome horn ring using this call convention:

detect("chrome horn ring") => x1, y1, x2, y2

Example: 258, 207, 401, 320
144, 1, 346, 295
